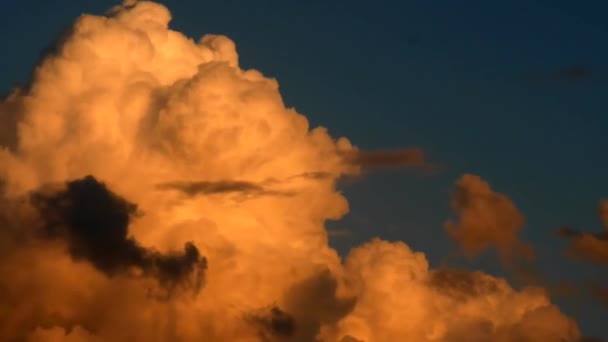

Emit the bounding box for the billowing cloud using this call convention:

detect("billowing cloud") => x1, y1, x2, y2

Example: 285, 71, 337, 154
445, 174, 533, 266
330, 239, 579, 342
0, 1, 584, 341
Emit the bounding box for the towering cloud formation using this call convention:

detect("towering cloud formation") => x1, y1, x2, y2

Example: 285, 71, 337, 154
445, 174, 533, 266
0, 1, 584, 341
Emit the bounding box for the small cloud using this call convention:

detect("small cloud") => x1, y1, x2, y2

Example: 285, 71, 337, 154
156, 180, 294, 198
529, 64, 593, 83
341, 148, 433, 172
445, 174, 533, 266
557, 199, 608, 307
592, 285, 608, 306
557, 227, 608, 266
557, 200, 608, 266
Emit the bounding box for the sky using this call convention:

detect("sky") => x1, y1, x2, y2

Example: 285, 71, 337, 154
0, 0, 607, 340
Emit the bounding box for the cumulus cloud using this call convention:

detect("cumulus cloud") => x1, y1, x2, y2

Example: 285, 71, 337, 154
330, 239, 579, 342
445, 174, 533, 266
0, 1, 583, 341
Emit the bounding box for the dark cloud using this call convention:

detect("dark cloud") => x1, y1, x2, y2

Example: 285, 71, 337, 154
247, 306, 296, 340
592, 285, 608, 306
288, 172, 334, 181
244, 269, 358, 341
341, 148, 431, 171
156, 180, 294, 198
427, 268, 501, 301
30, 175, 207, 294
280, 269, 357, 341
529, 64, 594, 84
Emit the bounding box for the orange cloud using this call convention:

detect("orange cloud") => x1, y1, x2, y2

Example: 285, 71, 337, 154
558, 200, 608, 266
445, 174, 533, 266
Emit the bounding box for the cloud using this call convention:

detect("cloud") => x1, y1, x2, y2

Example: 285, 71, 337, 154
445, 174, 533, 266
557, 199, 608, 308
592, 285, 608, 306
558, 199, 608, 266
157, 180, 294, 199
30, 175, 207, 295
280, 269, 357, 341
247, 306, 296, 340
0, 1, 583, 340
559, 216, 608, 259
331, 239, 580, 342
530, 64, 593, 83
340, 147, 431, 171
599, 199, 608, 229
427, 268, 501, 301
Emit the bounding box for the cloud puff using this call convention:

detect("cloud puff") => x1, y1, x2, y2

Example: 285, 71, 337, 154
557, 199, 608, 308
558, 200, 608, 266
445, 174, 533, 266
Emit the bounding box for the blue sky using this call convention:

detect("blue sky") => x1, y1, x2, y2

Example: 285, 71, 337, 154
1, 0, 607, 338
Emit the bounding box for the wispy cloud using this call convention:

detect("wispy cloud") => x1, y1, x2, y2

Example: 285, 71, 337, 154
156, 180, 294, 198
